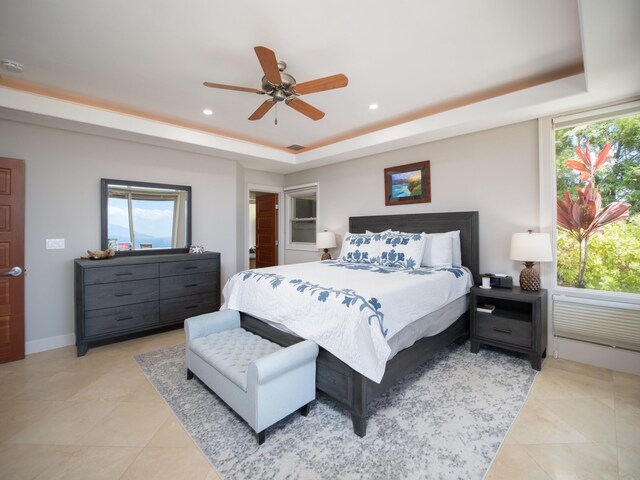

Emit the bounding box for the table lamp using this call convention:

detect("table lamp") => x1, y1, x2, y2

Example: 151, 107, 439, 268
316, 231, 336, 260
510, 230, 552, 291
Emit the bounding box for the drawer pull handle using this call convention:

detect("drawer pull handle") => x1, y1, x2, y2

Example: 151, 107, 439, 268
116, 316, 133, 322
184, 305, 199, 310
115, 292, 132, 297
493, 327, 512, 334
184, 266, 198, 270
184, 283, 198, 288
115, 272, 133, 276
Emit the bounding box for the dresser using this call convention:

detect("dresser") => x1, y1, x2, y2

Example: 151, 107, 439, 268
74, 252, 220, 356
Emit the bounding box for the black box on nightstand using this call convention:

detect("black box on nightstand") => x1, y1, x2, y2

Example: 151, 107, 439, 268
482, 274, 513, 288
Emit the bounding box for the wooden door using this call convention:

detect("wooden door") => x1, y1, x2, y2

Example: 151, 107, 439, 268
0, 158, 25, 363
255, 193, 278, 268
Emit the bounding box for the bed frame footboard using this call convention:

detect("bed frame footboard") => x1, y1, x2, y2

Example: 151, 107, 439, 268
240, 312, 469, 437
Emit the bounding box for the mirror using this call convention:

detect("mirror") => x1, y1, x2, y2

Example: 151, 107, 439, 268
101, 179, 191, 255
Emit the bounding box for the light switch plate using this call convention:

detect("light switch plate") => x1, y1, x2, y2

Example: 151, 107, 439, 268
46, 238, 65, 250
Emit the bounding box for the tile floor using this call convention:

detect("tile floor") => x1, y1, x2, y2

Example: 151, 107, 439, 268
0, 329, 638, 479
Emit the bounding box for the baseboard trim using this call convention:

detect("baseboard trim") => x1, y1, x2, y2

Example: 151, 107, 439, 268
25, 333, 75, 355
556, 337, 640, 376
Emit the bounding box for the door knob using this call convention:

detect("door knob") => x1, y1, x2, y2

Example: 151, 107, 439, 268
1, 266, 23, 277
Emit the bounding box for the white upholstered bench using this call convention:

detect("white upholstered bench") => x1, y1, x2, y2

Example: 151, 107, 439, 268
185, 309, 318, 444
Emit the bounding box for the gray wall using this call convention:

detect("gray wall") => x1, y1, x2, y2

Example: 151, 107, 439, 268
284, 121, 540, 280
0, 119, 238, 352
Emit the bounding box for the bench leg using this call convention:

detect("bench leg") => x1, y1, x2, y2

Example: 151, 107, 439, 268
186, 369, 194, 380
300, 403, 311, 416
257, 430, 265, 445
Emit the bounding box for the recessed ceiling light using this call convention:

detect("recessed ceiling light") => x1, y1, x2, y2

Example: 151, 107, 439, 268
369, 104, 379, 110
0, 59, 24, 73
202, 109, 213, 116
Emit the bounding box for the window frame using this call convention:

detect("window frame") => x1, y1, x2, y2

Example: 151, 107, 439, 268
284, 183, 319, 252
540, 100, 640, 303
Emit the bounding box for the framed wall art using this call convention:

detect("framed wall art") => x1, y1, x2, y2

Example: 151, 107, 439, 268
384, 160, 431, 206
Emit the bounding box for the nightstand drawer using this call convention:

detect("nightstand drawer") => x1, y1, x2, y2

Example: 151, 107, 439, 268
475, 314, 532, 348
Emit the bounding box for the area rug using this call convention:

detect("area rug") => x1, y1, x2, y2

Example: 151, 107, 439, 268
135, 341, 536, 480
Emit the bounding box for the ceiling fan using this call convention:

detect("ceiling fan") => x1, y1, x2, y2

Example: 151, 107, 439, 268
204, 46, 348, 122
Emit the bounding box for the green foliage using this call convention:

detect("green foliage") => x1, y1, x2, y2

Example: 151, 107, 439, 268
555, 114, 640, 293
557, 215, 640, 293
556, 114, 640, 214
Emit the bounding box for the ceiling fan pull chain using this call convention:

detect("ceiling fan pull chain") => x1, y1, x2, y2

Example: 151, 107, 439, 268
275, 103, 278, 125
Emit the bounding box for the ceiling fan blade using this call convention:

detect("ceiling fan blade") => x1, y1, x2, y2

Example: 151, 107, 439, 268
203, 82, 262, 94
248, 100, 275, 121
254, 46, 282, 86
294, 74, 349, 95
286, 97, 325, 121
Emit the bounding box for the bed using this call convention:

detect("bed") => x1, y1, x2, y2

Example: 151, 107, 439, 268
232, 211, 479, 436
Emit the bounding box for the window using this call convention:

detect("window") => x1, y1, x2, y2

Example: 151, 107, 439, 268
285, 183, 318, 250
553, 103, 640, 294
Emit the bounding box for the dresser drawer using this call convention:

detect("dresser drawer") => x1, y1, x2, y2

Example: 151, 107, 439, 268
159, 258, 219, 277
84, 302, 159, 337
84, 263, 158, 285
475, 314, 532, 348
84, 278, 159, 310
159, 293, 219, 324
159, 272, 217, 299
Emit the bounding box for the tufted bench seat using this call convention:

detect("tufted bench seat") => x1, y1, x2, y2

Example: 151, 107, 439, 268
185, 309, 318, 444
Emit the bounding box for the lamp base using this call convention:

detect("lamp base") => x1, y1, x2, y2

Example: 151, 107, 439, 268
321, 248, 331, 261
519, 262, 540, 291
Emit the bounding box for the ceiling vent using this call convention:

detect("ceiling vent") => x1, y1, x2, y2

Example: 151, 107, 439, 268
287, 144, 306, 151
0, 59, 24, 73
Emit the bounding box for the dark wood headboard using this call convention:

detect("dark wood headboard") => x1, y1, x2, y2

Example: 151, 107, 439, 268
349, 211, 479, 284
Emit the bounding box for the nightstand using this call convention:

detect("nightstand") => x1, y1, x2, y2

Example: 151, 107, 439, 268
470, 286, 547, 370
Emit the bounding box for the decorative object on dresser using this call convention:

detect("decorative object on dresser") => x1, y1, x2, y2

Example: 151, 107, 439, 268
316, 231, 336, 260
384, 161, 431, 206
74, 252, 220, 356
510, 230, 552, 291
470, 285, 547, 370
82, 248, 115, 260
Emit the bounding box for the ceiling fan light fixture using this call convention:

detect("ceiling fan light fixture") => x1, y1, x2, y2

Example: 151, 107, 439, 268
369, 104, 379, 110
204, 45, 347, 122
202, 108, 213, 115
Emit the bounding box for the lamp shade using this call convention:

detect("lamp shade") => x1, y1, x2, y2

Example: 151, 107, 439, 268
510, 231, 552, 262
316, 231, 336, 249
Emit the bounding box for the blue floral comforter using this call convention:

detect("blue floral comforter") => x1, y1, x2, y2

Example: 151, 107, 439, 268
222, 260, 472, 383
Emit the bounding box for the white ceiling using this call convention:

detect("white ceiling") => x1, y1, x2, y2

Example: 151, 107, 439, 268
0, 0, 638, 173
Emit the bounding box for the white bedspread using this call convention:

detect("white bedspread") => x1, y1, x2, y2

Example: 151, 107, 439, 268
221, 260, 472, 383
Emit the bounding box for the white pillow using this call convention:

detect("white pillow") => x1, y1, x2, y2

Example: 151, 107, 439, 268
376, 232, 425, 269
339, 232, 379, 263
421, 230, 461, 267
422, 233, 454, 268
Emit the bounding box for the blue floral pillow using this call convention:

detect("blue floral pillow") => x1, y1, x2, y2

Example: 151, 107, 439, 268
340, 232, 379, 263
375, 232, 426, 269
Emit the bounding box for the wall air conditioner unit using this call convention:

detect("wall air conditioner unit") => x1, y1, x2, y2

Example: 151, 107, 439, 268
553, 295, 640, 352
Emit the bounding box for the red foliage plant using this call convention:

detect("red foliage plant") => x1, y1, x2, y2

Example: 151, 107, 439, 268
557, 141, 631, 287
